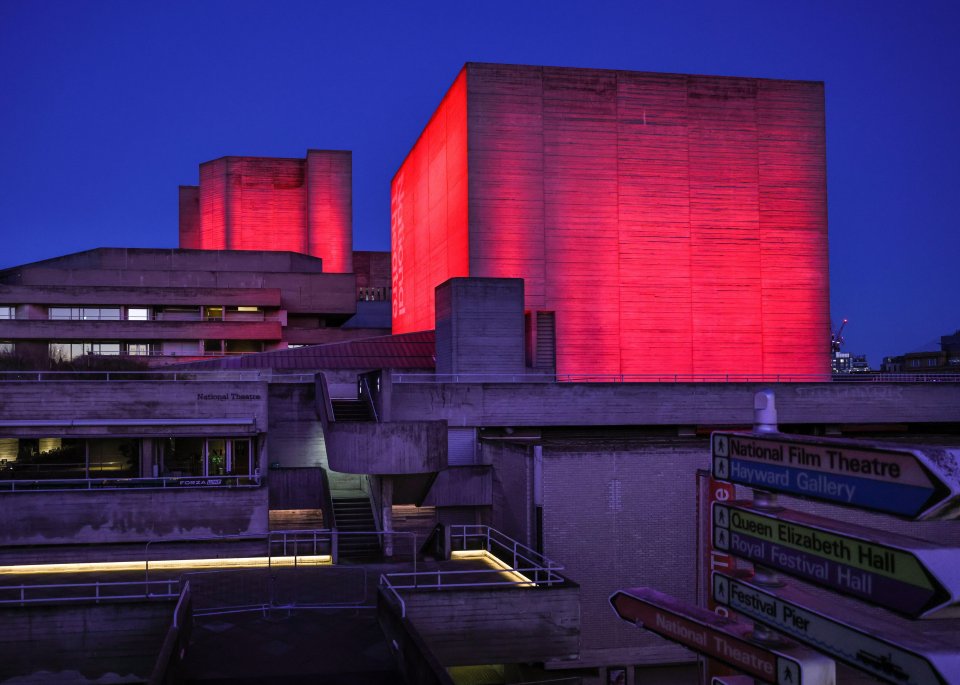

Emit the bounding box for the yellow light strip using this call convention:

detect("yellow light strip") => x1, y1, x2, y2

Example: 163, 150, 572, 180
0, 555, 331, 575
450, 549, 535, 586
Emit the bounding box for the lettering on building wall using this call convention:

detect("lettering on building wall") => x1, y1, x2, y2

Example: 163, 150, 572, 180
391, 172, 406, 317
196, 393, 263, 401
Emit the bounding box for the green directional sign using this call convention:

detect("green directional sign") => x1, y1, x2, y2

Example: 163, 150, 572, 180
713, 502, 960, 618
713, 572, 958, 685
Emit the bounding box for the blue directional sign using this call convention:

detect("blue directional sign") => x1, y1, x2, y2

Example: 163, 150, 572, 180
711, 432, 959, 519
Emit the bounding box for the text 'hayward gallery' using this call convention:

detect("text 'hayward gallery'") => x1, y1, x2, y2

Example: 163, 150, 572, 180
391, 63, 830, 378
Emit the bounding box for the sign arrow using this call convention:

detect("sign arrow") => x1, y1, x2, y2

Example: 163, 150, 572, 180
712, 571, 960, 685
714, 501, 960, 618
710, 432, 960, 520
609, 587, 835, 685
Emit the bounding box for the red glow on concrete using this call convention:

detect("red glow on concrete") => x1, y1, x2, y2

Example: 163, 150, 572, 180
187, 152, 353, 273
392, 64, 830, 378
391, 68, 468, 333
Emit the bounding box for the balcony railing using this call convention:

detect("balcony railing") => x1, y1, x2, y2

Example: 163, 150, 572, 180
392, 372, 960, 384
0, 370, 314, 382
0, 474, 262, 492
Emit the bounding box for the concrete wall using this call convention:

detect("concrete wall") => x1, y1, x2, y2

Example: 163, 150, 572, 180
0, 318, 282, 341
0, 248, 359, 315
267, 382, 327, 469
0, 380, 268, 430
193, 153, 353, 272
393, 64, 830, 379
540, 439, 707, 668
389, 381, 960, 427
486, 442, 535, 549
179, 185, 201, 249
435, 278, 526, 375
0, 284, 280, 307
0, 486, 268, 546
423, 466, 492, 507
325, 421, 447, 474
395, 584, 580, 666
0, 602, 172, 682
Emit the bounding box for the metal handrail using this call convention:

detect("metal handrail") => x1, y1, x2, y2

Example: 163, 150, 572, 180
0, 473, 262, 493
0, 371, 314, 382
449, 525, 563, 573
0, 579, 180, 606
391, 372, 960, 384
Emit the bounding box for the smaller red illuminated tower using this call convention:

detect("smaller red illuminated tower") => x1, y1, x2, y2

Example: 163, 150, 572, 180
180, 150, 353, 273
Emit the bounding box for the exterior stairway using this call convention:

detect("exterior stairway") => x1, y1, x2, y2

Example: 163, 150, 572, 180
331, 398, 374, 422
332, 496, 381, 560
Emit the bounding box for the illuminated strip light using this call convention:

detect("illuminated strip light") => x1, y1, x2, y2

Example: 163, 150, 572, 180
0, 555, 332, 575
450, 549, 536, 586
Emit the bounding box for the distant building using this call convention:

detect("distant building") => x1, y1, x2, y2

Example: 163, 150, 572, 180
831, 351, 871, 374
881, 329, 960, 374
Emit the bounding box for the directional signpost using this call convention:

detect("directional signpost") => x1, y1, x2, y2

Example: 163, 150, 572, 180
711, 432, 960, 519
713, 502, 960, 618
610, 587, 835, 685
712, 571, 960, 685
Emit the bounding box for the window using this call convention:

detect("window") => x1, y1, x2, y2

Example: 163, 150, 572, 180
0, 306, 13, 320
49, 342, 122, 361
126, 308, 150, 321
49, 307, 120, 321
161, 437, 254, 478
0, 342, 13, 354
87, 438, 139, 477
203, 306, 223, 321
927, 358, 938, 367
203, 339, 223, 354
124, 342, 159, 356
910, 359, 921, 368
157, 306, 199, 321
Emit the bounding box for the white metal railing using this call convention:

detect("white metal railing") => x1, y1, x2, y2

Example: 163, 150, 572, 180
449, 525, 563, 576
0, 579, 180, 606
0, 474, 262, 493
391, 372, 960, 384
380, 526, 565, 618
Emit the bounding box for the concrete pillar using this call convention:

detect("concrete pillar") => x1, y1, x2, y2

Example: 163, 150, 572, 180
435, 277, 526, 376
381, 477, 394, 557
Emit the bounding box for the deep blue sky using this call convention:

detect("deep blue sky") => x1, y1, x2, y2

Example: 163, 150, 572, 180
1, 1, 958, 366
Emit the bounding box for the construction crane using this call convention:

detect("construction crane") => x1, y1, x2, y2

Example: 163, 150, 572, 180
831, 318, 848, 354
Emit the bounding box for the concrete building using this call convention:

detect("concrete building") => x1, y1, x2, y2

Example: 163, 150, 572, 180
391, 63, 831, 379
3, 64, 957, 684
179, 150, 353, 273
0, 248, 390, 364
2, 279, 959, 682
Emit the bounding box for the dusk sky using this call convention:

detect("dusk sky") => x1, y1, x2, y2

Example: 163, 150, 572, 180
1, 1, 958, 366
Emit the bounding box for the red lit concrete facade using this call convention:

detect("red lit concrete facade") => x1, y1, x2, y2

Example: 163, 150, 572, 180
180, 150, 353, 273
392, 64, 831, 378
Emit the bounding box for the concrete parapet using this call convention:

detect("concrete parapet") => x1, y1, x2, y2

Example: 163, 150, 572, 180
325, 421, 447, 475
385, 583, 580, 666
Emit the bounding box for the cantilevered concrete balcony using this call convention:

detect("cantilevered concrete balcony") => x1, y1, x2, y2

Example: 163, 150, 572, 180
323, 421, 447, 475
379, 526, 580, 666
0, 319, 282, 341
316, 374, 446, 476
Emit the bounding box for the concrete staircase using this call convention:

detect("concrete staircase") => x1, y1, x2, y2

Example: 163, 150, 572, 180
331, 398, 374, 422
331, 496, 380, 560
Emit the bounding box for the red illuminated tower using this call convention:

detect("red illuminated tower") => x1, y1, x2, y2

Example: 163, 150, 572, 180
391, 63, 830, 377
180, 150, 352, 273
